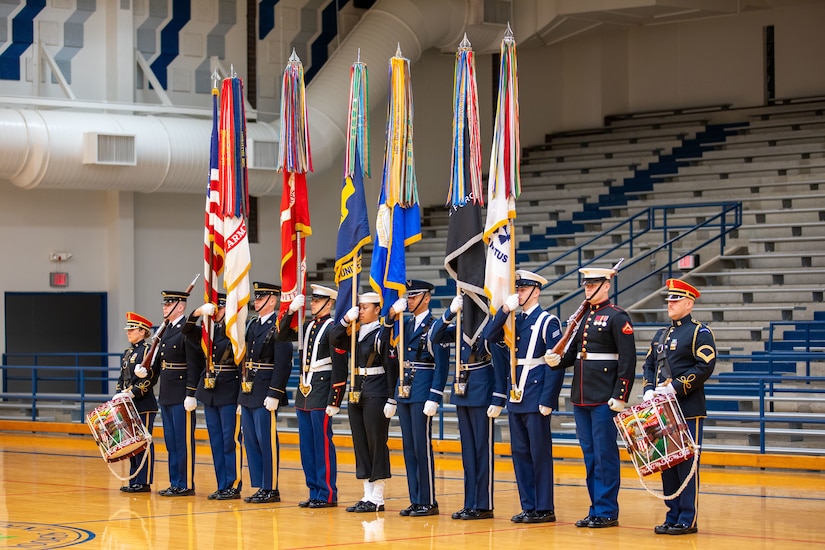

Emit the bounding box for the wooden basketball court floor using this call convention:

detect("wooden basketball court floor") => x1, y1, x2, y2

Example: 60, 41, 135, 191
0, 430, 823, 549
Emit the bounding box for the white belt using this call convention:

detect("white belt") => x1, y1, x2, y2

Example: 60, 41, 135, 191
462, 361, 490, 371
516, 358, 545, 367
577, 352, 619, 361
354, 367, 386, 376
404, 361, 435, 370
308, 358, 332, 372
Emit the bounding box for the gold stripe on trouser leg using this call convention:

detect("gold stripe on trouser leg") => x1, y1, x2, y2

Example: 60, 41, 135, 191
270, 410, 279, 489
486, 416, 494, 507
186, 409, 194, 489
232, 411, 243, 490
690, 416, 701, 529
142, 412, 153, 482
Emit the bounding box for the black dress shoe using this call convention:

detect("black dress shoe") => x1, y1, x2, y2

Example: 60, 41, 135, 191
575, 515, 592, 528
249, 490, 280, 504
163, 486, 195, 497
208, 490, 222, 500
351, 501, 384, 513
667, 523, 698, 535
588, 517, 618, 528
461, 509, 494, 520
409, 504, 439, 517
298, 499, 312, 508
654, 522, 674, 534
523, 510, 556, 524
215, 488, 241, 500
244, 489, 264, 503
122, 484, 150, 493
346, 500, 367, 512
308, 499, 338, 508
511, 510, 533, 523
399, 504, 416, 516
158, 486, 175, 496
451, 508, 469, 520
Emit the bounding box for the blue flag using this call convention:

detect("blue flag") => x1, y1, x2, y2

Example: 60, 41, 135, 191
334, 151, 372, 324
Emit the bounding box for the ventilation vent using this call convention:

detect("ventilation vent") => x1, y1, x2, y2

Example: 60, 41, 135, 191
82, 133, 136, 165
250, 140, 278, 169
483, 0, 511, 25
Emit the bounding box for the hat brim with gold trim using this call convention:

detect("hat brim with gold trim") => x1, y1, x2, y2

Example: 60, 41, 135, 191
665, 278, 700, 301
124, 311, 153, 331
253, 282, 281, 298
162, 290, 190, 303
310, 284, 338, 300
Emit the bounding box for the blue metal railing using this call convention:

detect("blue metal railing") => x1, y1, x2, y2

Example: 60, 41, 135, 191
540, 201, 742, 317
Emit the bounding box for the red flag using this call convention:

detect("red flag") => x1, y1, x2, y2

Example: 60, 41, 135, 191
278, 171, 311, 328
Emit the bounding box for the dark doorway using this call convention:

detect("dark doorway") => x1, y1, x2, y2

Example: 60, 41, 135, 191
4, 292, 108, 395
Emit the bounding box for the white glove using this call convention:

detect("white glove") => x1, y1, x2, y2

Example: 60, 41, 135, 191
486, 405, 502, 418
196, 303, 216, 317
344, 306, 359, 323
544, 351, 561, 367
383, 400, 397, 418
450, 295, 463, 314
264, 397, 279, 412
607, 398, 626, 412
539, 405, 553, 416
391, 298, 407, 315
289, 294, 305, 313
643, 389, 655, 402
504, 293, 519, 313
184, 396, 197, 412
655, 383, 676, 395
236, 404, 242, 415
134, 365, 148, 379
114, 391, 133, 400
325, 405, 340, 417
423, 400, 439, 417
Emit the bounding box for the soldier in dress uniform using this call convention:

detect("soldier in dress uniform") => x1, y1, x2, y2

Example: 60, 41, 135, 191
430, 295, 508, 520
395, 280, 449, 517
643, 279, 716, 536
115, 311, 159, 493
182, 293, 244, 500
153, 290, 205, 496
329, 292, 399, 513
277, 284, 347, 508
485, 270, 564, 524
240, 282, 293, 504
546, 266, 636, 528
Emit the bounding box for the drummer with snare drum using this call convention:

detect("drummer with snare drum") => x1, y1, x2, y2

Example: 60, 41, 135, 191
642, 279, 716, 536
114, 311, 159, 493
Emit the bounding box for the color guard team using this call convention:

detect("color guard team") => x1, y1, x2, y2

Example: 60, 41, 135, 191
115, 266, 715, 536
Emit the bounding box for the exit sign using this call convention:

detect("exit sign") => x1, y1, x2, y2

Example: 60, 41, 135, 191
50, 272, 69, 287
677, 255, 697, 270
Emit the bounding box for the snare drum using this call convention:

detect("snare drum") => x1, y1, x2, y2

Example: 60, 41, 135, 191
86, 395, 150, 463
614, 393, 697, 477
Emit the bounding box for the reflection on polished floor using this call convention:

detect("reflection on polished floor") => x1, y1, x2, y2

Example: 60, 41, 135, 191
0, 432, 823, 549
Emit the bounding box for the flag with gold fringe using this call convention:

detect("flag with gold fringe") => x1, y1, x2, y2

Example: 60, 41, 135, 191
369, 45, 421, 338
334, 59, 372, 325
278, 50, 313, 330
202, 81, 225, 366
219, 75, 252, 363
483, 25, 520, 349
445, 35, 488, 345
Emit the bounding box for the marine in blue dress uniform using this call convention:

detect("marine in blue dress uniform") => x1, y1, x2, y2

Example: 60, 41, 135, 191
115, 311, 159, 493
395, 280, 449, 517
153, 290, 205, 497
430, 295, 508, 520
329, 292, 399, 513
277, 284, 347, 508
485, 270, 564, 524
240, 282, 294, 504
547, 266, 636, 528
182, 293, 244, 500
642, 279, 716, 536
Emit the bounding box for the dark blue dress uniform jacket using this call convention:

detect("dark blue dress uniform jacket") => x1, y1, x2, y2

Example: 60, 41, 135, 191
239, 314, 293, 408
396, 312, 450, 404
117, 339, 159, 413
154, 316, 205, 406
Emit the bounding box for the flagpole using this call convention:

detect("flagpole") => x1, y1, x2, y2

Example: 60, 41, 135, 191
508, 218, 518, 400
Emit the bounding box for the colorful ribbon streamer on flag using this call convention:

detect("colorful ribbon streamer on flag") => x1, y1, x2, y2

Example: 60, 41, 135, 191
277, 50, 313, 330
484, 25, 521, 349
345, 56, 370, 179
219, 75, 252, 362
445, 34, 488, 345
370, 45, 421, 338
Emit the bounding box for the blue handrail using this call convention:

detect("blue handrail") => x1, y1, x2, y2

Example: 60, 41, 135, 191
540, 201, 742, 317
